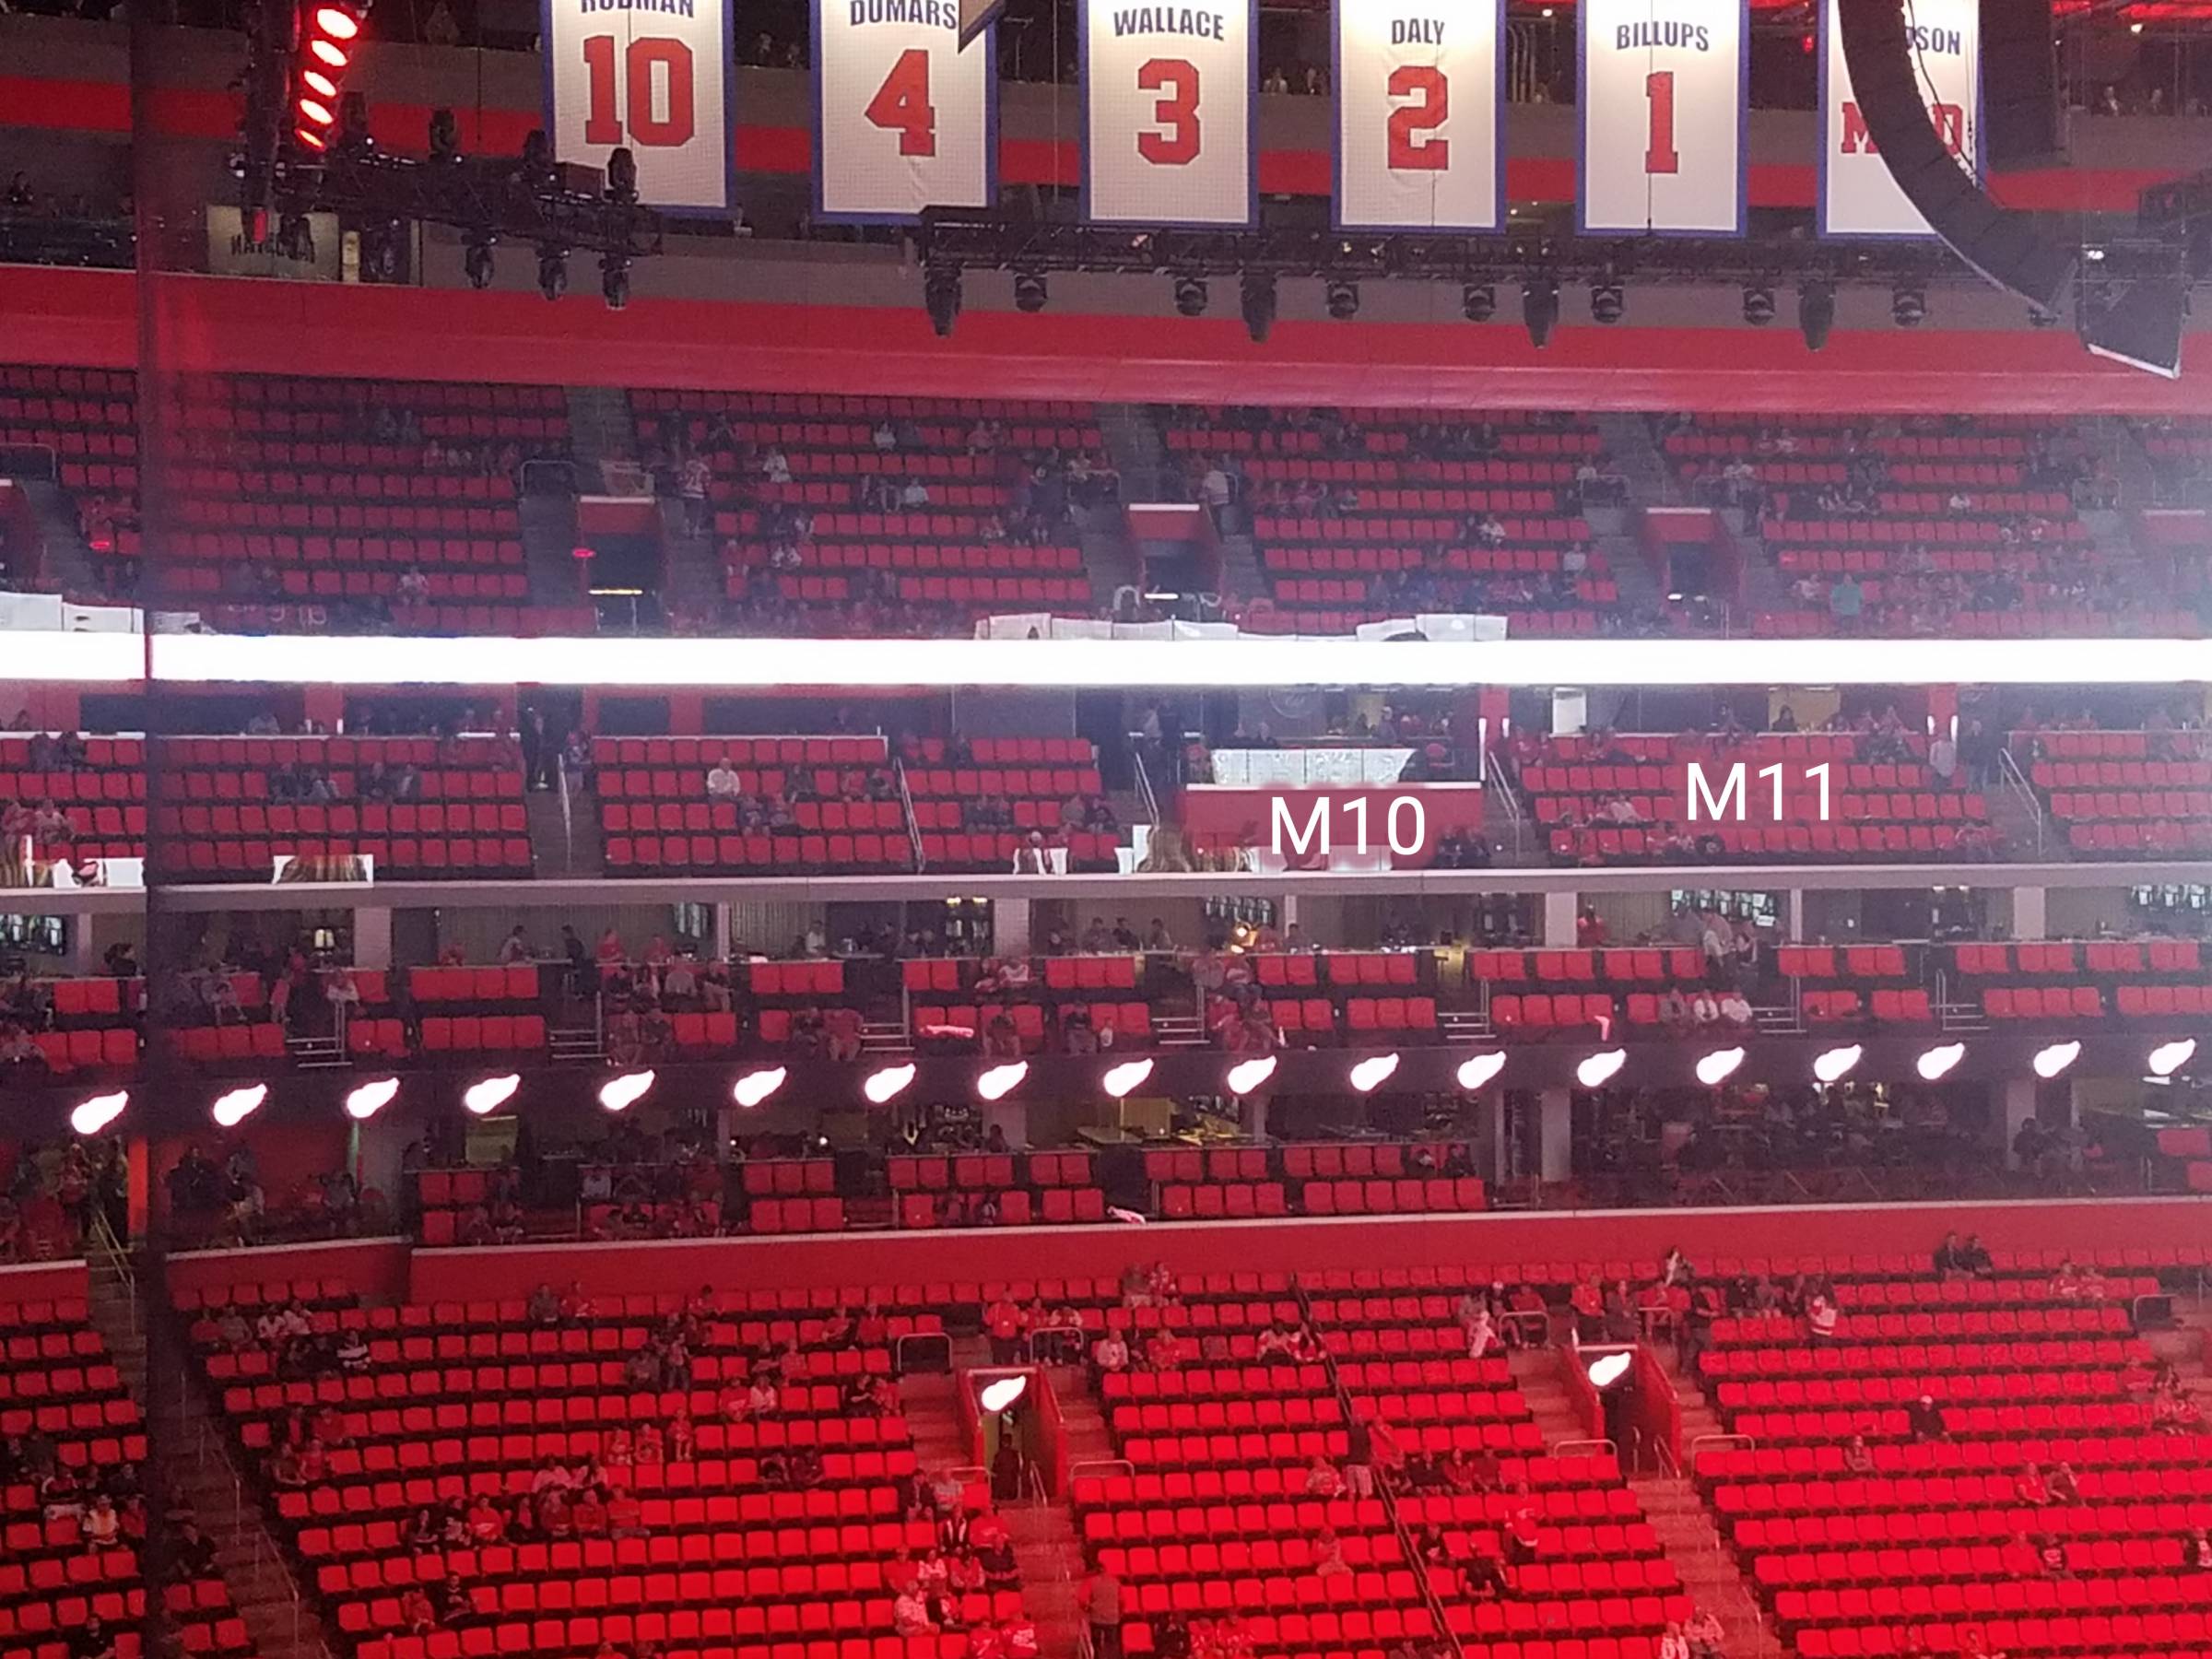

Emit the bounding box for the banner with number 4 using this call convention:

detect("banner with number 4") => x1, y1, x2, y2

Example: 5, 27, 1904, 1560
1081, 0, 1256, 227
1334, 0, 1501, 232
815, 0, 996, 222
544, 0, 735, 212
1578, 0, 1746, 237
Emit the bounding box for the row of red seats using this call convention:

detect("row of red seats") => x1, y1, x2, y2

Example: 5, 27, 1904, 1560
737, 541, 1080, 575
889, 1153, 1094, 1190
1763, 510, 2084, 542
161, 837, 531, 877
895, 1188, 1107, 1227
1256, 512, 1582, 542
601, 804, 901, 840
605, 834, 906, 873
1265, 995, 1441, 1039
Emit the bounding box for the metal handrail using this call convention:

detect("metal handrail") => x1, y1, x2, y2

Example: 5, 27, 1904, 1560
894, 759, 927, 872
0, 442, 60, 483
1688, 1431, 1756, 1477
1998, 747, 2047, 858
1067, 1457, 1136, 1487
1131, 744, 1162, 829
85, 1205, 137, 1335
1480, 747, 1529, 857
1554, 1437, 1619, 1463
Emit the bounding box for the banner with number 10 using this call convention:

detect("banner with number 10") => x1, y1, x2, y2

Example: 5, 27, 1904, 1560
544, 0, 735, 212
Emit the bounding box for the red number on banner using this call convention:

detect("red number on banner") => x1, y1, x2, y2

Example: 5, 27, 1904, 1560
1384, 64, 1449, 171
865, 48, 937, 156
1137, 58, 1201, 165
581, 35, 696, 148
1643, 69, 1678, 174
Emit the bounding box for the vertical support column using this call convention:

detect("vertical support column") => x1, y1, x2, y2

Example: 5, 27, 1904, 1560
1483, 1090, 1509, 1185
712, 902, 733, 961
65, 918, 97, 978
1279, 893, 1300, 934
1787, 888, 1805, 944
354, 907, 392, 971
2001, 1077, 2038, 1167
2011, 886, 2047, 941
1537, 1088, 1572, 1183
994, 899, 1032, 959
982, 1100, 1030, 1150
1542, 891, 1579, 949
1242, 1094, 1269, 1144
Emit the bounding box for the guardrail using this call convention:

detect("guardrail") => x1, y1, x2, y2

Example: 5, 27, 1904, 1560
1688, 1430, 1756, 1476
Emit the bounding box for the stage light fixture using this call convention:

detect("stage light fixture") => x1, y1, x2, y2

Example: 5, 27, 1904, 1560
1585, 1351, 1632, 1389
536, 245, 569, 302
1240, 270, 1277, 342
733, 1066, 787, 1108
1813, 1043, 1863, 1084
1226, 1054, 1277, 1095
1522, 277, 1559, 348
864, 1063, 917, 1104
599, 253, 630, 312
345, 1077, 400, 1121
1742, 283, 1777, 327
1456, 1052, 1507, 1091
2150, 1038, 2197, 1077
598, 1071, 655, 1112
1891, 283, 1926, 327
2032, 1041, 2081, 1080
977, 1061, 1029, 1101
1348, 1053, 1400, 1093
1324, 279, 1360, 321
1798, 279, 1836, 351
70, 1090, 128, 1137
463, 232, 496, 290
212, 1083, 269, 1129
1462, 282, 1496, 323
464, 1074, 521, 1115
1102, 1058, 1155, 1100
979, 1376, 1029, 1413
1013, 270, 1048, 313
605, 146, 638, 205
1172, 275, 1209, 317
1576, 1049, 1627, 1088
1696, 1047, 1746, 1087
1589, 279, 1626, 325
1915, 1042, 1965, 1081
924, 264, 962, 337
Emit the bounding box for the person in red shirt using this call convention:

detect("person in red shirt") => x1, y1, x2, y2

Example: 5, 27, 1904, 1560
984, 1299, 1024, 1364
570, 1487, 608, 1537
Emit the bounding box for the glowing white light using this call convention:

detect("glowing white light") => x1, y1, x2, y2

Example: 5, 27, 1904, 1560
1102, 1058, 1155, 1099
978, 1376, 1030, 1413
1347, 1053, 1401, 1093
598, 1071, 655, 1112
211, 1083, 269, 1128
1576, 1049, 1627, 1088
1586, 1352, 1632, 1389
464, 1074, 521, 1114
864, 1063, 916, 1104
733, 1066, 787, 1108
345, 1077, 400, 1121
1813, 1044, 1863, 1084
977, 1062, 1029, 1101
1915, 1042, 1966, 1081
2150, 1038, 2197, 1077
2031, 1041, 2081, 1080
1226, 1054, 1277, 1095
1456, 1052, 1507, 1091
146, 631, 2212, 692
69, 1091, 128, 1136
1695, 1047, 1746, 1088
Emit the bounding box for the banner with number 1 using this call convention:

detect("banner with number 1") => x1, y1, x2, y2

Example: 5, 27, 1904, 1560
815, 0, 996, 223
544, 0, 735, 212
1578, 0, 1746, 237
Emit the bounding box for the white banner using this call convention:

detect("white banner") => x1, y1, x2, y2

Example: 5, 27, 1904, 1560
543, 0, 734, 211
1333, 0, 1501, 231
1819, 0, 1979, 238
1081, 0, 1255, 226
1578, 0, 1746, 236
813, 0, 995, 222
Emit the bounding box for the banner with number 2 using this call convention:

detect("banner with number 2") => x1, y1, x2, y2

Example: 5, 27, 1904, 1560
815, 0, 996, 222
1081, 0, 1256, 227
543, 0, 735, 212
1578, 0, 1746, 237
1334, 0, 1501, 232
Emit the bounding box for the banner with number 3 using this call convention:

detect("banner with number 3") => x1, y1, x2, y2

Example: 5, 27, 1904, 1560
1334, 0, 1501, 232
1578, 0, 1746, 237
1081, 0, 1256, 227
544, 0, 735, 212
815, 0, 996, 222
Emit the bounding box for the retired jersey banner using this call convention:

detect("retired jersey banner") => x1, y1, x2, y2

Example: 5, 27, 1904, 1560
1578, 0, 1746, 237
544, 0, 734, 211
1819, 0, 1979, 238
1333, 0, 1502, 231
813, 0, 995, 222
1081, 0, 1256, 226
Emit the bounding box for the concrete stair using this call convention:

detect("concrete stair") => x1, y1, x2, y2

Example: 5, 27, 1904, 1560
1007, 1504, 1087, 1659
564, 384, 641, 491
1629, 1473, 1779, 1659
525, 782, 602, 877
1508, 1347, 1589, 1450
16, 478, 112, 599
1097, 405, 1170, 503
